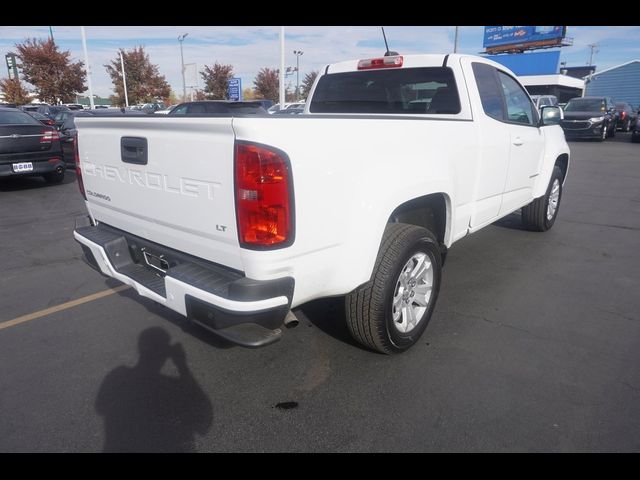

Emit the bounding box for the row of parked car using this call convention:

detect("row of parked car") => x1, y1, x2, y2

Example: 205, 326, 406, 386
529, 94, 639, 143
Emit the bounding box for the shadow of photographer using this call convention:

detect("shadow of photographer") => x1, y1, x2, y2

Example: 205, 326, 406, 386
95, 327, 212, 452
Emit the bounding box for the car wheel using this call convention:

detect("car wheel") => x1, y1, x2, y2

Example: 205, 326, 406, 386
43, 168, 65, 184
521, 165, 563, 232
345, 223, 442, 354
609, 123, 616, 137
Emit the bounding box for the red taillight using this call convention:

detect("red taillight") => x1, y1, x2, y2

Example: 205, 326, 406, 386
74, 133, 86, 200
621, 111, 627, 120
235, 141, 293, 248
357, 55, 403, 70
40, 129, 59, 143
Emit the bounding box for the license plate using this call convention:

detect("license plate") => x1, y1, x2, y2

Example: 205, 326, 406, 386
12, 162, 33, 173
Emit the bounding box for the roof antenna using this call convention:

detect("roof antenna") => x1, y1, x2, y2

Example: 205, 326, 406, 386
381, 27, 399, 56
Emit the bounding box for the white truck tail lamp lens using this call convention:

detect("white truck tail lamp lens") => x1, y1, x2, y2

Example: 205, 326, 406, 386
74, 133, 87, 200
235, 141, 294, 249
357, 56, 403, 70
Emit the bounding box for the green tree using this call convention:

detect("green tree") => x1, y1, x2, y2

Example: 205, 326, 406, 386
200, 62, 234, 100
253, 68, 279, 102
15, 38, 86, 104
0, 78, 31, 105
301, 70, 319, 99
105, 47, 171, 106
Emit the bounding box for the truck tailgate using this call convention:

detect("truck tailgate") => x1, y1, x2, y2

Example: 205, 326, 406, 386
75, 116, 242, 270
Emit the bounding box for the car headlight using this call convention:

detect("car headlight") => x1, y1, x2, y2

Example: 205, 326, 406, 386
590, 116, 605, 123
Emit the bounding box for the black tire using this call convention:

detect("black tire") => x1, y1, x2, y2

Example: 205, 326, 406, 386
608, 122, 616, 137
43, 169, 65, 184
345, 223, 442, 354
521, 165, 563, 232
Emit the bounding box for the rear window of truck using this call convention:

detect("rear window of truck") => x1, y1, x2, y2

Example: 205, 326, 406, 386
309, 67, 461, 115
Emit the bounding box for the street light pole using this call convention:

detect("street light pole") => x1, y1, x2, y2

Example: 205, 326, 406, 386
280, 27, 285, 107
80, 26, 95, 110
178, 33, 188, 101
293, 50, 303, 101
120, 51, 129, 108
454, 26, 459, 53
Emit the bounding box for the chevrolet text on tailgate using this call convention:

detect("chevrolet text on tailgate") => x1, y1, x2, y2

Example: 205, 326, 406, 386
73, 53, 569, 354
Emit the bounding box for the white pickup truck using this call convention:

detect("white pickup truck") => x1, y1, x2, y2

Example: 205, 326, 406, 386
73, 53, 569, 354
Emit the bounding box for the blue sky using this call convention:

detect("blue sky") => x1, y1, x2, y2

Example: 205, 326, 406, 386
1, 26, 639, 99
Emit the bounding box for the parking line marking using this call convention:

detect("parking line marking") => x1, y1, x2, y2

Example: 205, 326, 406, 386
0, 284, 132, 331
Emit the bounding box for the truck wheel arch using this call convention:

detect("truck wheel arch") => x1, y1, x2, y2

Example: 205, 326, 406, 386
387, 192, 451, 247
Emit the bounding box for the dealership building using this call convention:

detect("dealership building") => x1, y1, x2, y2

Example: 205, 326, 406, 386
486, 50, 585, 103
584, 60, 640, 108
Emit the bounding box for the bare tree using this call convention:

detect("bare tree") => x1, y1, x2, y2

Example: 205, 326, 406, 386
0, 78, 31, 105
15, 38, 86, 104
253, 68, 279, 102
301, 70, 319, 99
105, 47, 171, 106
200, 62, 234, 100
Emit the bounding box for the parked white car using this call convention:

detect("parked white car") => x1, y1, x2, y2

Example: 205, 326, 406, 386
73, 53, 569, 353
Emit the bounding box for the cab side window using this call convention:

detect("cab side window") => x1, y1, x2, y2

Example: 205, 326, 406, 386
497, 71, 537, 126
472, 62, 505, 121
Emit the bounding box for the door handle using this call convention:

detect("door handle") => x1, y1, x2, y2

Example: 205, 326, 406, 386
121, 137, 148, 165
513, 137, 524, 146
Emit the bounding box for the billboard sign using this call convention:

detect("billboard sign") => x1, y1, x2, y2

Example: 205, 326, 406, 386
227, 78, 242, 102
483, 26, 566, 49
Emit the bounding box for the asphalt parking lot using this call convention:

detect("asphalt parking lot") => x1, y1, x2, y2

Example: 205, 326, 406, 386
1, 133, 639, 452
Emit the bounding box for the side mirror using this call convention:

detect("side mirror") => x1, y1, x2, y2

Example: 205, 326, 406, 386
540, 105, 563, 126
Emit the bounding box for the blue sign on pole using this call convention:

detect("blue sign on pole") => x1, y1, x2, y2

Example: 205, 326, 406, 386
483, 26, 566, 49
227, 78, 242, 101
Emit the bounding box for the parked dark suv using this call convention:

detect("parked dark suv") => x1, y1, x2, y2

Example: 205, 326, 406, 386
614, 102, 638, 132
560, 97, 618, 141
168, 101, 268, 116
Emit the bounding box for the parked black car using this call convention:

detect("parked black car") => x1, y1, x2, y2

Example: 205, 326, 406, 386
20, 103, 71, 120
272, 104, 305, 115
247, 99, 275, 110
55, 109, 147, 164
26, 111, 56, 127
560, 97, 618, 141
168, 101, 268, 116
614, 102, 638, 132
632, 116, 640, 143
0, 107, 65, 183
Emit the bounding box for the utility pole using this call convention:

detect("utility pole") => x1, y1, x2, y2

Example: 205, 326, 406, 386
587, 43, 598, 66
454, 26, 459, 53
80, 26, 95, 110
120, 51, 129, 107
293, 50, 303, 101
280, 27, 285, 107
178, 33, 188, 101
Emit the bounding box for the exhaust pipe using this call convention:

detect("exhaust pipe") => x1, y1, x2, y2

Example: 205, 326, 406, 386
284, 310, 299, 329
56, 166, 64, 174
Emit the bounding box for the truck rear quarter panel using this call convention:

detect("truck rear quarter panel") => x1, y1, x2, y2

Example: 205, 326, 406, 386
232, 116, 479, 307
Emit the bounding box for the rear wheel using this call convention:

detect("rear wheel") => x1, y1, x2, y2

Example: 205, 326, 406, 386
608, 123, 616, 137
345, 223, 442, 354
521, 165, 563, 232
